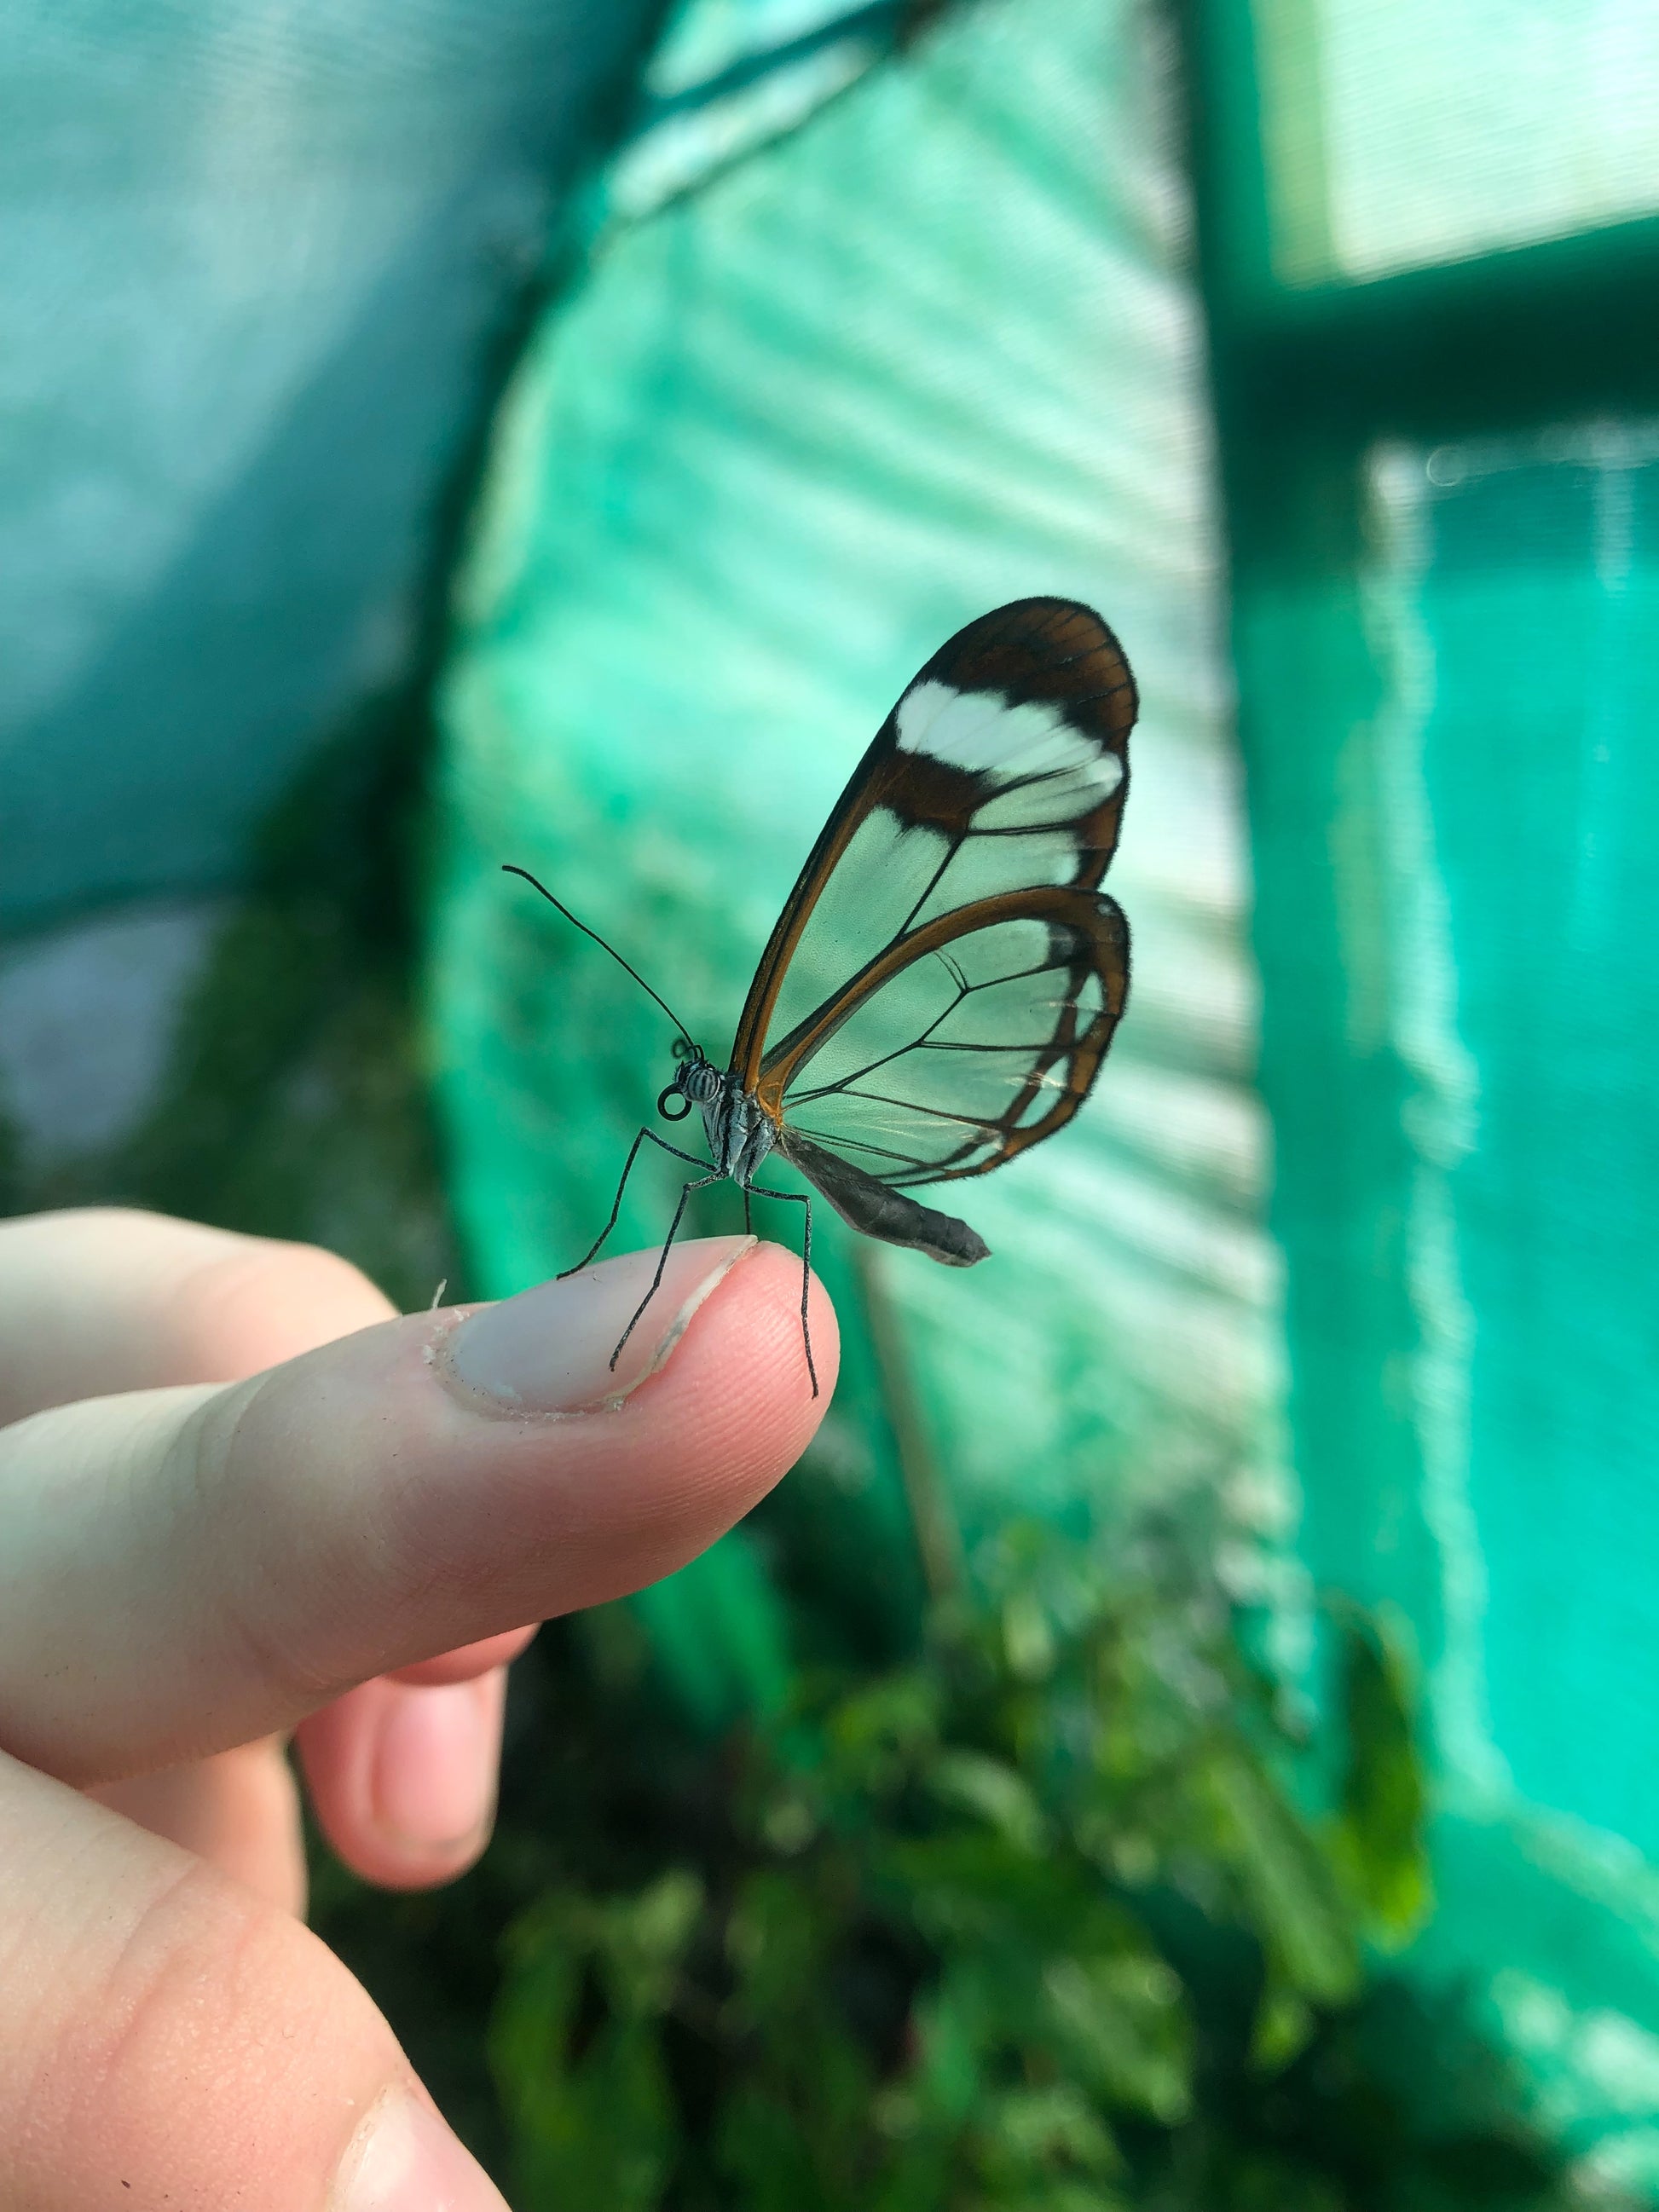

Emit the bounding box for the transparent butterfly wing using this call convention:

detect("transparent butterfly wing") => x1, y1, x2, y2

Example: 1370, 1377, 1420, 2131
731, 598, 1135, 1098
764, 885, 1129, 1190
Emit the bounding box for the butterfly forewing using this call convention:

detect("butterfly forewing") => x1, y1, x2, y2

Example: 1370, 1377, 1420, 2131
731, 598, 1135, 1091
725, 599, 1134, 1224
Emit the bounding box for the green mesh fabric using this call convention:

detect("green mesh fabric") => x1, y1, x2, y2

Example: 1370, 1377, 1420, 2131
427, 0, 1275, 1718
1235, 426, 1659, 2186
0, 0, 662, 933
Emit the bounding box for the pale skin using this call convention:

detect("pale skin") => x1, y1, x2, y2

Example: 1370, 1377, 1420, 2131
0, 1207, 836, 2212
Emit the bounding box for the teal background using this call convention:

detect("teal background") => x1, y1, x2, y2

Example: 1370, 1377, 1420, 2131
4, 0, 1659, 2192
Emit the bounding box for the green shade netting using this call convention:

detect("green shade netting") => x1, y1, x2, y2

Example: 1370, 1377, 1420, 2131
1236, 424, 1659, 2184
0, 0, 660, 933
427, 0, 1277, 1718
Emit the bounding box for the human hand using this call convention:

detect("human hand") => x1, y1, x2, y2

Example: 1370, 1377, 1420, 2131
0, 1207, 834, 2211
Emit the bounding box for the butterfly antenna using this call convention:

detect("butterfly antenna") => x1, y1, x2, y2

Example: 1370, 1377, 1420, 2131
500, 864, 700, 1050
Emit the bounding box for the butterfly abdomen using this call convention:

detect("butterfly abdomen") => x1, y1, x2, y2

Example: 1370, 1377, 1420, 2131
779, 1129, 989, 1268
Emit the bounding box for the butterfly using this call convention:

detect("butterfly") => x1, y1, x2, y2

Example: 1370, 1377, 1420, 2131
506, 596, 1135, 1397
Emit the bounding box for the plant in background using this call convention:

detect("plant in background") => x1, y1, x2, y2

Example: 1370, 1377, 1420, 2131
483, 1518, 1594, 2212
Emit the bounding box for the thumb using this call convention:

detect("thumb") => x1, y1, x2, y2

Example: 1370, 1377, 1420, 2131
0, 1235, 836, 1786
1, 1749, 507, 2211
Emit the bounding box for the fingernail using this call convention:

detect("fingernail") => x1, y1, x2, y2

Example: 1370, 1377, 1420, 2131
337, 2088, 510, 2212
438, 1235, 756, 1414
372, 1676, 500, 1854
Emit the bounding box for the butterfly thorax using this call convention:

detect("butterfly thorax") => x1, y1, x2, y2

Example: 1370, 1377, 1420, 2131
667, 1053, 777, 1186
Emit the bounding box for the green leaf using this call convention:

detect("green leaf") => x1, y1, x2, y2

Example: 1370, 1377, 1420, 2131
1002, 1586, 1057, 1682
820, 1667, 943, 1797
929, 1751, 1047, 1853
595, 1868, 705, 2021
1249, 1977, 1316, 2075
1330, 1603, 1431, 1940
726, 1877, 818, 2025
1201, 1749, 1361, 2006
1040, 1950, 1192, 2122
969, 2082, 1123, 2192
487, 1871, 705, 2210
909, 1966, 991, 2127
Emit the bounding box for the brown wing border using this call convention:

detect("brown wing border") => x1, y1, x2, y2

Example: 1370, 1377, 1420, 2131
729, 598, 1136, 1088
758, 883, 1129, 1187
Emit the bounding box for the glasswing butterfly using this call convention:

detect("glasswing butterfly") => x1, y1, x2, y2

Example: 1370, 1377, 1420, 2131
506, 596, 1135, 1397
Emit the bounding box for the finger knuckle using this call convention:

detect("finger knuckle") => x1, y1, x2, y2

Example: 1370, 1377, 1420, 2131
8, 1858, 396, 2209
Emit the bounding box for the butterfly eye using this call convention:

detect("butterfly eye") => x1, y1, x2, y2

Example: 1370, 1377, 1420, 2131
658, 1084, 693, 1121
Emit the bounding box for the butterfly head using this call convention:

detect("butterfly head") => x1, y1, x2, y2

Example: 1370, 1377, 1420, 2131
659, 1044, 721, 1123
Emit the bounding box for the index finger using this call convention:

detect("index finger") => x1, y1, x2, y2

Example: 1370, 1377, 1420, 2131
0, 1209, 396, 1423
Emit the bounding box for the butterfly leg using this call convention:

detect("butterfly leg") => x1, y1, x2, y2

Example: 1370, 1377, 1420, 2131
609, 1171, 724, 1371
560, 1126, 713, 1278
745, 1185, 818, 1399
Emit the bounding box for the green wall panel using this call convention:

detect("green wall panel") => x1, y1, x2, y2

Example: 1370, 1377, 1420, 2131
429, 0, 1278, 1702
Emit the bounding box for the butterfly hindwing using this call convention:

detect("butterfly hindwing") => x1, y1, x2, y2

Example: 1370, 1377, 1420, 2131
713, 597, 1136, 1268
769, 879, 1128, 1191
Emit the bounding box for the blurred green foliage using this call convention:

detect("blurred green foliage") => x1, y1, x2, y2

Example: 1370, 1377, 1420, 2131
318, 1508, 1604, 2212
